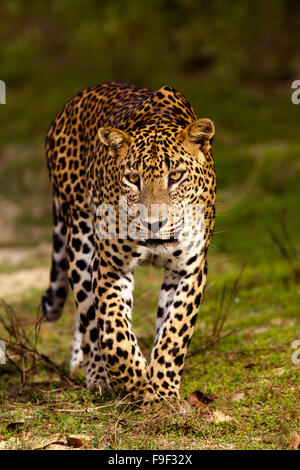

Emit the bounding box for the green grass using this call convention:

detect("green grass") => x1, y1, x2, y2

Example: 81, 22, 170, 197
0, 245, 299, 450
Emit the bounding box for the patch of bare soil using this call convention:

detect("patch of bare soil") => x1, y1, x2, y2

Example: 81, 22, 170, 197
0, 244, 51, 299
0, 244, 50, 266
0, 267, 49, 299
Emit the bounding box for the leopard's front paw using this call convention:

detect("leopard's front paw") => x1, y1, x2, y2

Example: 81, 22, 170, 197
142, 394, 190, 415
142, 386, 188, 412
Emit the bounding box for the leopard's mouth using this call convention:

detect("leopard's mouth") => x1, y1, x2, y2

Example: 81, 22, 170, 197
144, 238, 178, 247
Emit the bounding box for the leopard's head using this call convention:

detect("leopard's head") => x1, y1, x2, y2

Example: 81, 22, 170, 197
98, 118, 215, 246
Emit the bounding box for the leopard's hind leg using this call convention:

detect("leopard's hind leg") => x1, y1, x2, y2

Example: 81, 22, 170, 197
42, 198, 69, 322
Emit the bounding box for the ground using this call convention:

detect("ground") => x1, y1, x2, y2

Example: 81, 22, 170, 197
0, 84, 299, 450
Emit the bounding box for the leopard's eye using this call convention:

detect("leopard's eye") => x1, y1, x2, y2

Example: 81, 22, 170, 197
169, 171, 184, 184
125, 173, 140, 185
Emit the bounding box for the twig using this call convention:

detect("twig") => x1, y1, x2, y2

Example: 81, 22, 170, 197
187, 328, 240, 358
210, 263, 245, 342
0, 301, 76, 386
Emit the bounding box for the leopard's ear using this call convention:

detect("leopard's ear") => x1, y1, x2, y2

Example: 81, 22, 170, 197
98, 127, 131, 150
178, 118, 215, 154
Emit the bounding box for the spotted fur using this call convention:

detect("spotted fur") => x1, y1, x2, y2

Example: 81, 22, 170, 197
42, 82, 216, 403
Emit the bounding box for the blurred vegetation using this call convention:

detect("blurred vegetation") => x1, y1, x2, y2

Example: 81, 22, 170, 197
0, 0, 299, 262
0, 0, 300, 143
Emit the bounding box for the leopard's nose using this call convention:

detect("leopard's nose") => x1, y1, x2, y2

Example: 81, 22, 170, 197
140, 218, 168, 237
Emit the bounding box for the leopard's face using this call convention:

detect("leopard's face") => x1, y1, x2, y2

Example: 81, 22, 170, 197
120, 151, 201, 202
98, 118, 215, 244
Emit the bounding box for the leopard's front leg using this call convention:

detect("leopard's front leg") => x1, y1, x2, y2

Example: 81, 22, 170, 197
92, 248, 151, 400
146, 253, 207, 403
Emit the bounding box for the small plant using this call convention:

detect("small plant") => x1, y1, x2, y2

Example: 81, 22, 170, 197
268, 209, 300, 282
0, 301, 75, 389
188, 265, 245, 358
211, 264, 245, 342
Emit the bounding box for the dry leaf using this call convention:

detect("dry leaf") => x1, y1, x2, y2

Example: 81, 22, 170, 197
210, 410, 232, 423
187, 390, 215, 408
288, 431, 300, 450
6, 422, 25, 432
231, 391, 245, 402
66, 435, 85, 448
194, 408, 232, 423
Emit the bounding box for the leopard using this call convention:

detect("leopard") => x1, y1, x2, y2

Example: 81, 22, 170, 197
42, 82, 216, 405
